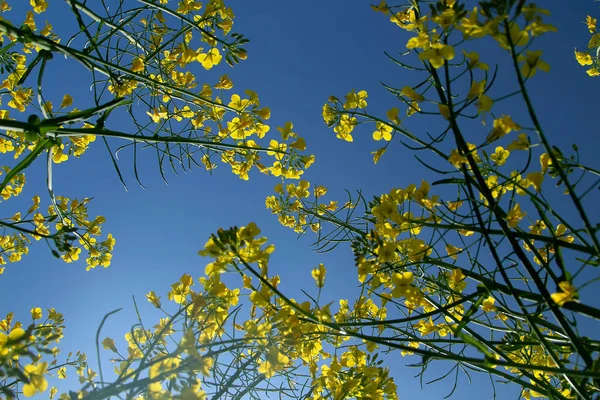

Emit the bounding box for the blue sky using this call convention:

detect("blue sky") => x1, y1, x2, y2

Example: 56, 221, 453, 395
1, 0, 600, 398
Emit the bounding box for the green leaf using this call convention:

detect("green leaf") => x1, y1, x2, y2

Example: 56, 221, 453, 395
588, 34, 600, 49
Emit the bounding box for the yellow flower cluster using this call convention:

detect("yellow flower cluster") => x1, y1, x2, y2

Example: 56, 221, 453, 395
575, 15, 600, 76
0, 308, 87, 398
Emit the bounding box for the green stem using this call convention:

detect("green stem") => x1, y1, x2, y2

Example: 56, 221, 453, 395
69, 0, 143, 51
137, 0, 234, 51
344, 109, 449, 160
503, 17, 596, 371
0, 139, 50, 194
432, 35, 590, 396
0, 21, 238, 114
505, 19, 600, 258
53, 126, 286, 155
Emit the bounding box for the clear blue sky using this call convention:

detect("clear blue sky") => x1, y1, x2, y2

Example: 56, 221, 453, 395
1, 0, 599, 398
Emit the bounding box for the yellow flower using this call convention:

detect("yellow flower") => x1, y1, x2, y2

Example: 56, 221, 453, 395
258, 346, 290, 378
586, 15, 597, 33
448, 268, 467, 292
267, 139, 287, 161
7, 88, 33, 112
433, 8, 456, 30
23, 362, 48, 397
228, 93, 250, 111
0, 334, 8, 356
214, 74, 233, 90
506, 203, 526, 228
406, 100, 421, 116
400, 86, 424, 101
343, 89, 368, 110
477, 95, 493, 116
322, 103, 336, 125
30, 0, 48, 14
391, 7, 419, 31
149, 357, 181, 380
481, 296, 497, 312
371, 0, 388, 14
490, 146, 510, 166
445, 244, 462, 260
391, 271, 413, 297
405, 238, 431, 262
195, 357, 213, 377
237, 222, 261, 241
438, 103, 450, 120
102, 337, 118, 352
518, 50, 550, 78
40, 21, 53, 36
402, 341, 420, 356
197, 48, 222, 70
31, 307, 42, 320
507, 133, 530, 151
495, 22, 529, 49
373, 121, 392, 141
340, 346, 367, 367
61, 246, 81, 263
418, 43, 455, 68
168, 274, 194, 304
526, 171, 544, 192
458, 8, 489, 39
314, 185, 327, 198
277, 121, 295, 140
146, 107, 168, 123
0, 139, 14, 154
413, 317, 437, 336
131, 57, 145, 73
575, 50, 593, 66
289, 137, 305, 150
108, 79, 138, 96
146, 291, 162, 308
464, 50, 489, 70
467, 79, 486, 100
60, 94, 73, 108
311, 263, 326, 288
334, 114, 357, 142
24, 11, 37, 31
52, 145, 69, 164
386, 107, 400, 123
551, 281, 578, 306
448, 149, 467, 168
177, 0, 203, 14
525, 17, 557, 37
487, 115, 519, 142
586, 67, 600, 76
9, 327, 26, 342
406, 32, 430, 50
372, 147, 386, 164
376, 241, 398, 263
